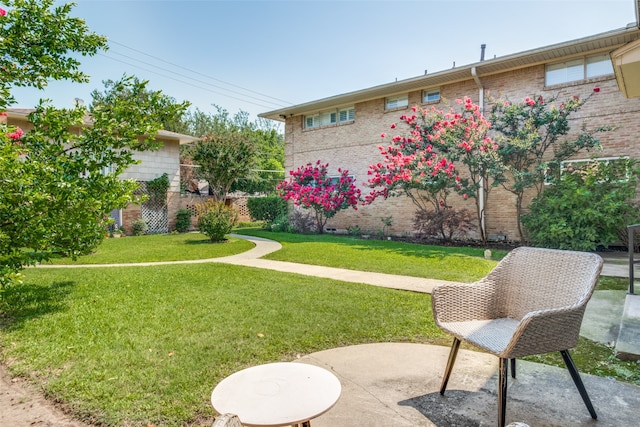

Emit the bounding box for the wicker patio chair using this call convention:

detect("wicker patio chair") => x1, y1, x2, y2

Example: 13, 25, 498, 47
432, 246, 603, 427
212, 413, 244, 427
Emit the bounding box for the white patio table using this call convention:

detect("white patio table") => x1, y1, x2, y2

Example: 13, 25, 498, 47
211, 362, 341, 427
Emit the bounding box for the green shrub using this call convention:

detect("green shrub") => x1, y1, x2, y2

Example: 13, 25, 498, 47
196, 201, 238, 242
131, 218, 148, 236
269, 212, 293, 232
247, 196, 288, 225
346, 225, 362, 236
522, 159, 640, 251
175, 208, 192, 233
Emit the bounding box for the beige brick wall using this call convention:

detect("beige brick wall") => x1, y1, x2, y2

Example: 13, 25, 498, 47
282, 65, 640, 241
121, 139, 182, 193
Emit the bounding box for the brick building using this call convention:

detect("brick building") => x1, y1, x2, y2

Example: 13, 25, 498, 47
261, 25, 640, 242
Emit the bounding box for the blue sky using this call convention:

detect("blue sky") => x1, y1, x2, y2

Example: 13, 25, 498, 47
10, 0, 638, 121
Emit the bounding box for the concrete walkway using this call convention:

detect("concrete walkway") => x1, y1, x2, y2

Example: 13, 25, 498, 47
34, 234, 640, 426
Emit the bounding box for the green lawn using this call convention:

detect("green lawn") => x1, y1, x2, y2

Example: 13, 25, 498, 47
1, 231, 638, 426
1, 264, 439, 426
234, 229, 507, 282
44, 233, 254, 264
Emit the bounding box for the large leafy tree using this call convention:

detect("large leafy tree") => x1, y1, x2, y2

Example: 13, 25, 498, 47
192, 126, 259, 202
0, 1, 188, 289
0, 0, 107, 109
91, 76, 189, 133
181, 106, 284, 198
235, 122, 285, 195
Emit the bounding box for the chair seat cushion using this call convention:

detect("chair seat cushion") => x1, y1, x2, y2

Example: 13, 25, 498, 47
439, 318, 519, 355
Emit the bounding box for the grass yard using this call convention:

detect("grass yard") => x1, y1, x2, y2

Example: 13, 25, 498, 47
234, 228, 508, 283
1, 230, 639, 426
0, 264, 439, 426
44, 233, 254, 264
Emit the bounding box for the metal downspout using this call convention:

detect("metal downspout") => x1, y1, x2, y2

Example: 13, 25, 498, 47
471, 66, 486, 240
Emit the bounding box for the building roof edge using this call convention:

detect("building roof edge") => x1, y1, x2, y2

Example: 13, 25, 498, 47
260, 25, 640, 121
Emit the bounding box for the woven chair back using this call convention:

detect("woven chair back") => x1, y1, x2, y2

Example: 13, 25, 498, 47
485, 247, 602, 320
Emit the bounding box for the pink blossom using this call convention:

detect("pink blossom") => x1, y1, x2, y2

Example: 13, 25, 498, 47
390, 123, 396, 129
8, 127, 24, 140
0, 112, 7, 116
380, 132, 386, 138
0, 8, 6, 17
593, 87, 600, 93
463, 194, 468, 199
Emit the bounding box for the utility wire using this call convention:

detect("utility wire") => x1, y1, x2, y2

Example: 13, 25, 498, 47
97, 53, 281, 111
108, 39, 294, 107
105, 49, 289, 108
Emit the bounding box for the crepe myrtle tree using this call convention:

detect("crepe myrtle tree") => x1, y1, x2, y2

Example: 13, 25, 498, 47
490, 90, 611, 241
277, 161, 361, 234
366, 98, 503, 243
0, 1, 189, 289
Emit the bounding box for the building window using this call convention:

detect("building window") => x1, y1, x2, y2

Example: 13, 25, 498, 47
304, 107, 354, 129
385, 95, 408, 110
338, 107, 355, 122
545, 53, 613, 86
586, 54, 613, 78
422, 89, 440, 103
327, 175, 355, 187
546, 157, 630, 184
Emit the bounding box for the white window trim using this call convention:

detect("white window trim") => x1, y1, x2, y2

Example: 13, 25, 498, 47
422, 89, 441, 103
385, 95, 409, 110
545, 53, 614, 87
546, 156, 631, 184
304, 106, 355, 129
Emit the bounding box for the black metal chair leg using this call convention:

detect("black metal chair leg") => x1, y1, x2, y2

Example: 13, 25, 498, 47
498, 358, 508, 427
560, 350, 597, 419
440, 338, 460, 395
510, 358, 516, 379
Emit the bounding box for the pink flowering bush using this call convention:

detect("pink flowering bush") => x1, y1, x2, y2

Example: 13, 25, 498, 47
366, 98, 502, 242
7, 126, 23, 140
277, 161, 361, 234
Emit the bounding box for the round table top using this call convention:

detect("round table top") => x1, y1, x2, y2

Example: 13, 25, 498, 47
211, 362, 342, 427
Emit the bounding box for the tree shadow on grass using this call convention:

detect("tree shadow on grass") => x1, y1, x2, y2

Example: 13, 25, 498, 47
0, 281, 75, 332
182, 236, 232, 245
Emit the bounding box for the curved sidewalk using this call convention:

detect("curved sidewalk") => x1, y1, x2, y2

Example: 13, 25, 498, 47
213, 235, 449, 294
37, 234, 449, 294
